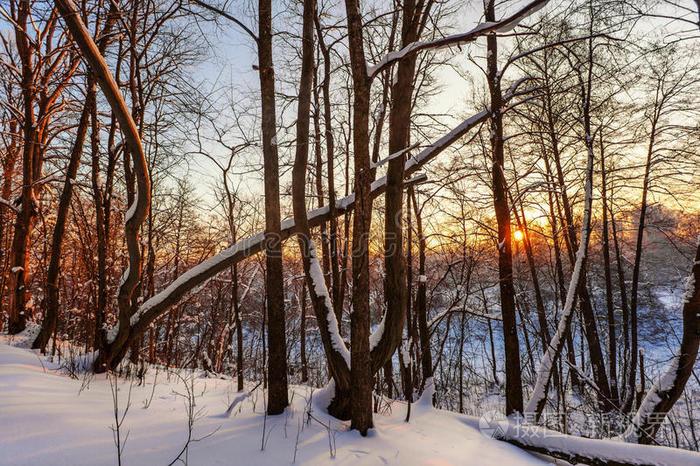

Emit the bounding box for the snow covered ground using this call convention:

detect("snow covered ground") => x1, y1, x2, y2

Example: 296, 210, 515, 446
0, 338, 548, 465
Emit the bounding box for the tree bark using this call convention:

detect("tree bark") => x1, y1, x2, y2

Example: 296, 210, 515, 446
313, 12, 342, 317
55, 0, 151, 372
525, 108, 596, 419
600, 131, 619, 405
344, 0, 374, 435
7, 0, 37, 335
34, 4, 116, 351
258, 0, 289, 415
622, 239, 700, 443
291, 0, 352, 420
411, 191, 433, 388
624, 115, 657, 413
486, 0, 523, 415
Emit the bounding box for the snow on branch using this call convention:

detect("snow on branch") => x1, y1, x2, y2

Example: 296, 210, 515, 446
366, 0, 549, 79
620, 353, 681, 442
370, 142, 419, 169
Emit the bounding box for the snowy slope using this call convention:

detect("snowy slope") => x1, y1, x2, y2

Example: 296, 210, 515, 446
0, 340, 546, 466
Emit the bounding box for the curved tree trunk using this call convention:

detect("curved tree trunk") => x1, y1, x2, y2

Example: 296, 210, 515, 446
621, 239, 700, 443
55, 0, 151, 372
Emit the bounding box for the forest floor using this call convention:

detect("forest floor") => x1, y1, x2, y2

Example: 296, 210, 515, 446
0, 335, 549, 465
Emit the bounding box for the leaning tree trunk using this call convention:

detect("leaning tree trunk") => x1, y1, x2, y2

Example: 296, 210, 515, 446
32, 94, 91, 350
314, 12, 342, 317
624, 116, 657, 413
599, 132, 619, 406
621, 238, 700, 444
55, 0, 151, 372
381, 0, 415, 401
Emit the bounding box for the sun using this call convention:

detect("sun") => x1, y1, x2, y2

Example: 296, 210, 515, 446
513, 230, 524, 241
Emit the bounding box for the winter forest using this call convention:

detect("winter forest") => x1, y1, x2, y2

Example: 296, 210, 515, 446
0, 0, 699, 464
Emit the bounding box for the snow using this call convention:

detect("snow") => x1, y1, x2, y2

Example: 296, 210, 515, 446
404, 109, 489, 173
368, 313, 386, 351
370, 143, 419, 169
367, 41, 423, 77
683, 273, 695, 303
496, 1, 546, 33
0, 340, 547, 465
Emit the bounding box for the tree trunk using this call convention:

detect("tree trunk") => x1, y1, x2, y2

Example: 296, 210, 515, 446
33, 93, 92, 350
486, 0, 523, 415
313, 12, 342, 317
7, 0, 37, 335
411, 191, 433, 389
525, 109, 596, 419
0, 120, 19, 331
56, 0, 151, 372
622, 239, 700, 443
291, 0, 352, 421
299, 282, 308, 384
345, 0, 374, 435
600, 132, 619, 406
258, 0, 289, 415
233, 263, 243, 391
34, 5, 117, 351
624, 117, 656, 413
